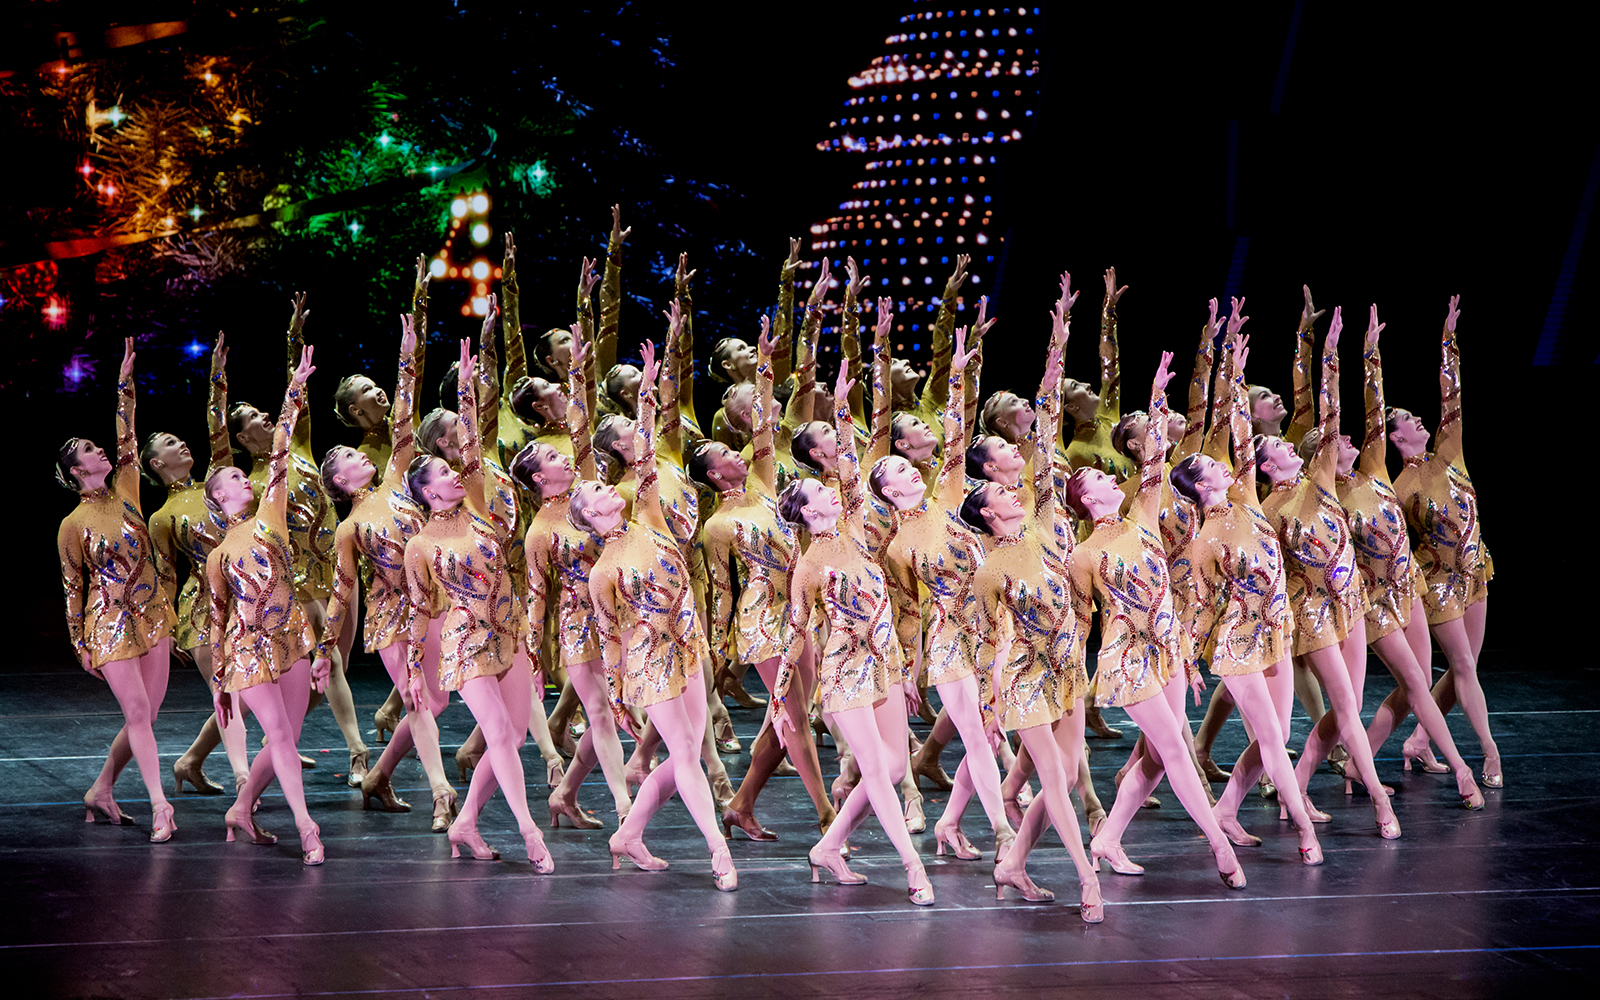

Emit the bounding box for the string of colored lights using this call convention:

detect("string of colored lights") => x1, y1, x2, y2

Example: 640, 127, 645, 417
807, 4, 1041, 360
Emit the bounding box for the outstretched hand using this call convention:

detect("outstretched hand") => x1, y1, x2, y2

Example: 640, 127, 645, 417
211, 331, 227, 371
1301, 284, 1325, 329
676, 251, 696, 292
952, 326, 980, 372
833, 350, 857, 404
414, 254, 431, 292
579, 256, 599, 301
610, 204, 631, 246
1445, 294, 1461, 333
639, 339, 661, 390
119, 337, 136, 381
1366, 303, 1385, 346
1326, 305, 1343, 353
292, 345, 316, 385
971, 295, 997, 343
661, 299, 684, 340
947, 253, 971, 293
399, 314, 417, 357
1058, 270, 1079, 314
503, 232, 518, 291
458, 338, 475, 384
846, 256, 867, 298
310, 656, 332, 694
1103, 267, 1128, 307
758, 314, 777, 359
875, 296, 895, 344
1227, 296, 1250, 340
1153, 350, 1176, 395
808, 256, 833, 306
289, 291, 310, 335
479, 292, 499, 345
1206, 297, 1223, 341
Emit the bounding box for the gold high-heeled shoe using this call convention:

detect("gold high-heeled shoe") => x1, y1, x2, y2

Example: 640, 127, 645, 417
224, 804, 276, 846
455, 745, 481, 783
172, 758, 224, 795
993, 862, 1053, 902
432, 789, 458, 834
1089, 837, 1144, 876
149, 803, 177, 843
808, 844, 866, 884
717, 671, 766, 710
549, 791, 603, 830
360, 769, 411, 813
904, 796, 926, 835
1401, 734, 1450, 773
721, 805, 777, 841
934, 819, 981, 860
714, 715, 742, 755
1482, 753, 1503, 789
1198, 754, 1232, 783
1457, 771, 1485, 811
299, 823, 324, 866
545, 755, 566, 790
1079, 880, 1105, 923
83, 789, 134, 826
906, 860, 935, 906
347, 747, 370, 789
711, 769, 737, 810
448, 823, 500, 861
912, 757, 954, 791
1085, 704, 1122, 739
609, 833, 668, 871
373, 703, 400, 744
711, 846, 738, 891
1279, 794, 1332, 823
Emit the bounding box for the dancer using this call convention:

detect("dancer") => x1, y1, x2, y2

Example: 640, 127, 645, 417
1064, 345, 1248, 889
1170, 300, 1323, 864
583, 341, 736, 890
698, 315, 834, 839
961, 303, 1103, 919
1388, 296, 1499, 788
145, 332, 249, 795
206, 346, 328, 863
1257, 307, 1401, 838
319, 313, 459, 828
1320, 306, 1485, 808
57, 337, 178, 842
876, 323, 1018, 858
520, 322, 634, 827
403, 340, 554, 872
774, 361, 932, 906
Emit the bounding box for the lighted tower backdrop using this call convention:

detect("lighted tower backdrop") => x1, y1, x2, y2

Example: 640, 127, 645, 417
808, 4, 1043, 362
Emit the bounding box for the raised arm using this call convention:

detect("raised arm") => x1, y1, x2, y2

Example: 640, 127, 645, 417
386, 315, 420, 483
567, 323, 598, 479
1436, 295, 1465, 464
455, 340, 490, 522
867, 297, 895, 464
1176, 299, 1222, 463
1309, 306, 1343, 489
963, 296, 995, 432
476, 294, 502, 450
918, 254, 969, 416
631, 342, 667, 534
786, 258, 829, 428
576, 256, 598, 347
774, 239, 800, 385
206, 333, 232, 474
833, 361, 865, 537
936, 326, 979, 505
1222, 301, 1258, 505
1286, 284, 1323, 447
264, 347, 315, 529
595, 205, 629, 377
410, 256, 429, 428
842, 257, 868, 426
502, 233, 527, 386
1135, 352, 1176, 528
1358, 304, 1388, 477
1094, 267, 1126, 425
1030, 304, 1068, 526
285, 292, 314, 458
753, 315, 779, 493
656, 302, 686, 466
673, 253, 701, 431
112, 339, 140, 503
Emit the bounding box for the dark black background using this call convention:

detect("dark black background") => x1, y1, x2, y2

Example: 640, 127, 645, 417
10, 2, 1593, 663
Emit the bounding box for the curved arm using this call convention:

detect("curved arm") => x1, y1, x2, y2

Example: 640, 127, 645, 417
403, 545, 432, 674
842, 285, 866, 427
566, 339, 597, 480
502, 237, 526, 387
1359, 334, 1387, 477
263, 380, 305, 531
1176, 316, 1217, 462
386, 335, 419, 483
206, 338, 232, 475
1135, 365, 1170, 528
785, 300, 822, 428
1030, 319, 1067, 529
1437, 310, 1464, 464
57, 522, 87, 660
867, 303, 894, 465
596, 221, 625, 377
935, 363, 969, 505
657, 315, 685, 467
632, 371, 666, 534
1286, 304, 1317, 447
285, 296, 313, 460
477, 300, 501, 451
674, 259, 700, 431
919, 259, 967, 416
704, 524, 736, 663
1225, 334, 1258, 507
206, 549, 229, 686
318, 523, 359, 661
1310, 321, 1341, 491
1094, 289, 1122, 427
410, 265, 429, 432
752, 333, 778, 493
457, 356, 490, 522
773, 253, 798, 385
112, 372, 140, 504
1201, 330, 1233, 465
835, 394, 865, 542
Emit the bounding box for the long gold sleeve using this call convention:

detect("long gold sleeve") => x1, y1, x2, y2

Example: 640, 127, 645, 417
1286, 312, 1316, 447
596, 229, 623, 377
207, 346, 231, 475
1358, 339, 1387, 477
1176, 321, 1215, 462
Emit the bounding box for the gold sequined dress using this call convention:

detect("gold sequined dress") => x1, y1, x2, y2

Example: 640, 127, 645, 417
403, 367, 522, 691
207, 382, 315, 692
1070, 376, 1180, 707
58, 377, 174, 670
1392, 323, 1493, 626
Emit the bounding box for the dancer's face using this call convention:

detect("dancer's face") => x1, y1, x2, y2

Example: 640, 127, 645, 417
874, 456, 925, 510
1258, 436, 1304, 482
326, 446, 377, 494
146, 432, 193, 483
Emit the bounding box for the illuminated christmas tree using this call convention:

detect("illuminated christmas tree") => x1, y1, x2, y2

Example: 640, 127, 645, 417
808, 4, 1043, 362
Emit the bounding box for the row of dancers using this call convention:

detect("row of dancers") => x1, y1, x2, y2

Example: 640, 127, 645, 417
56, 208, 1497, 922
